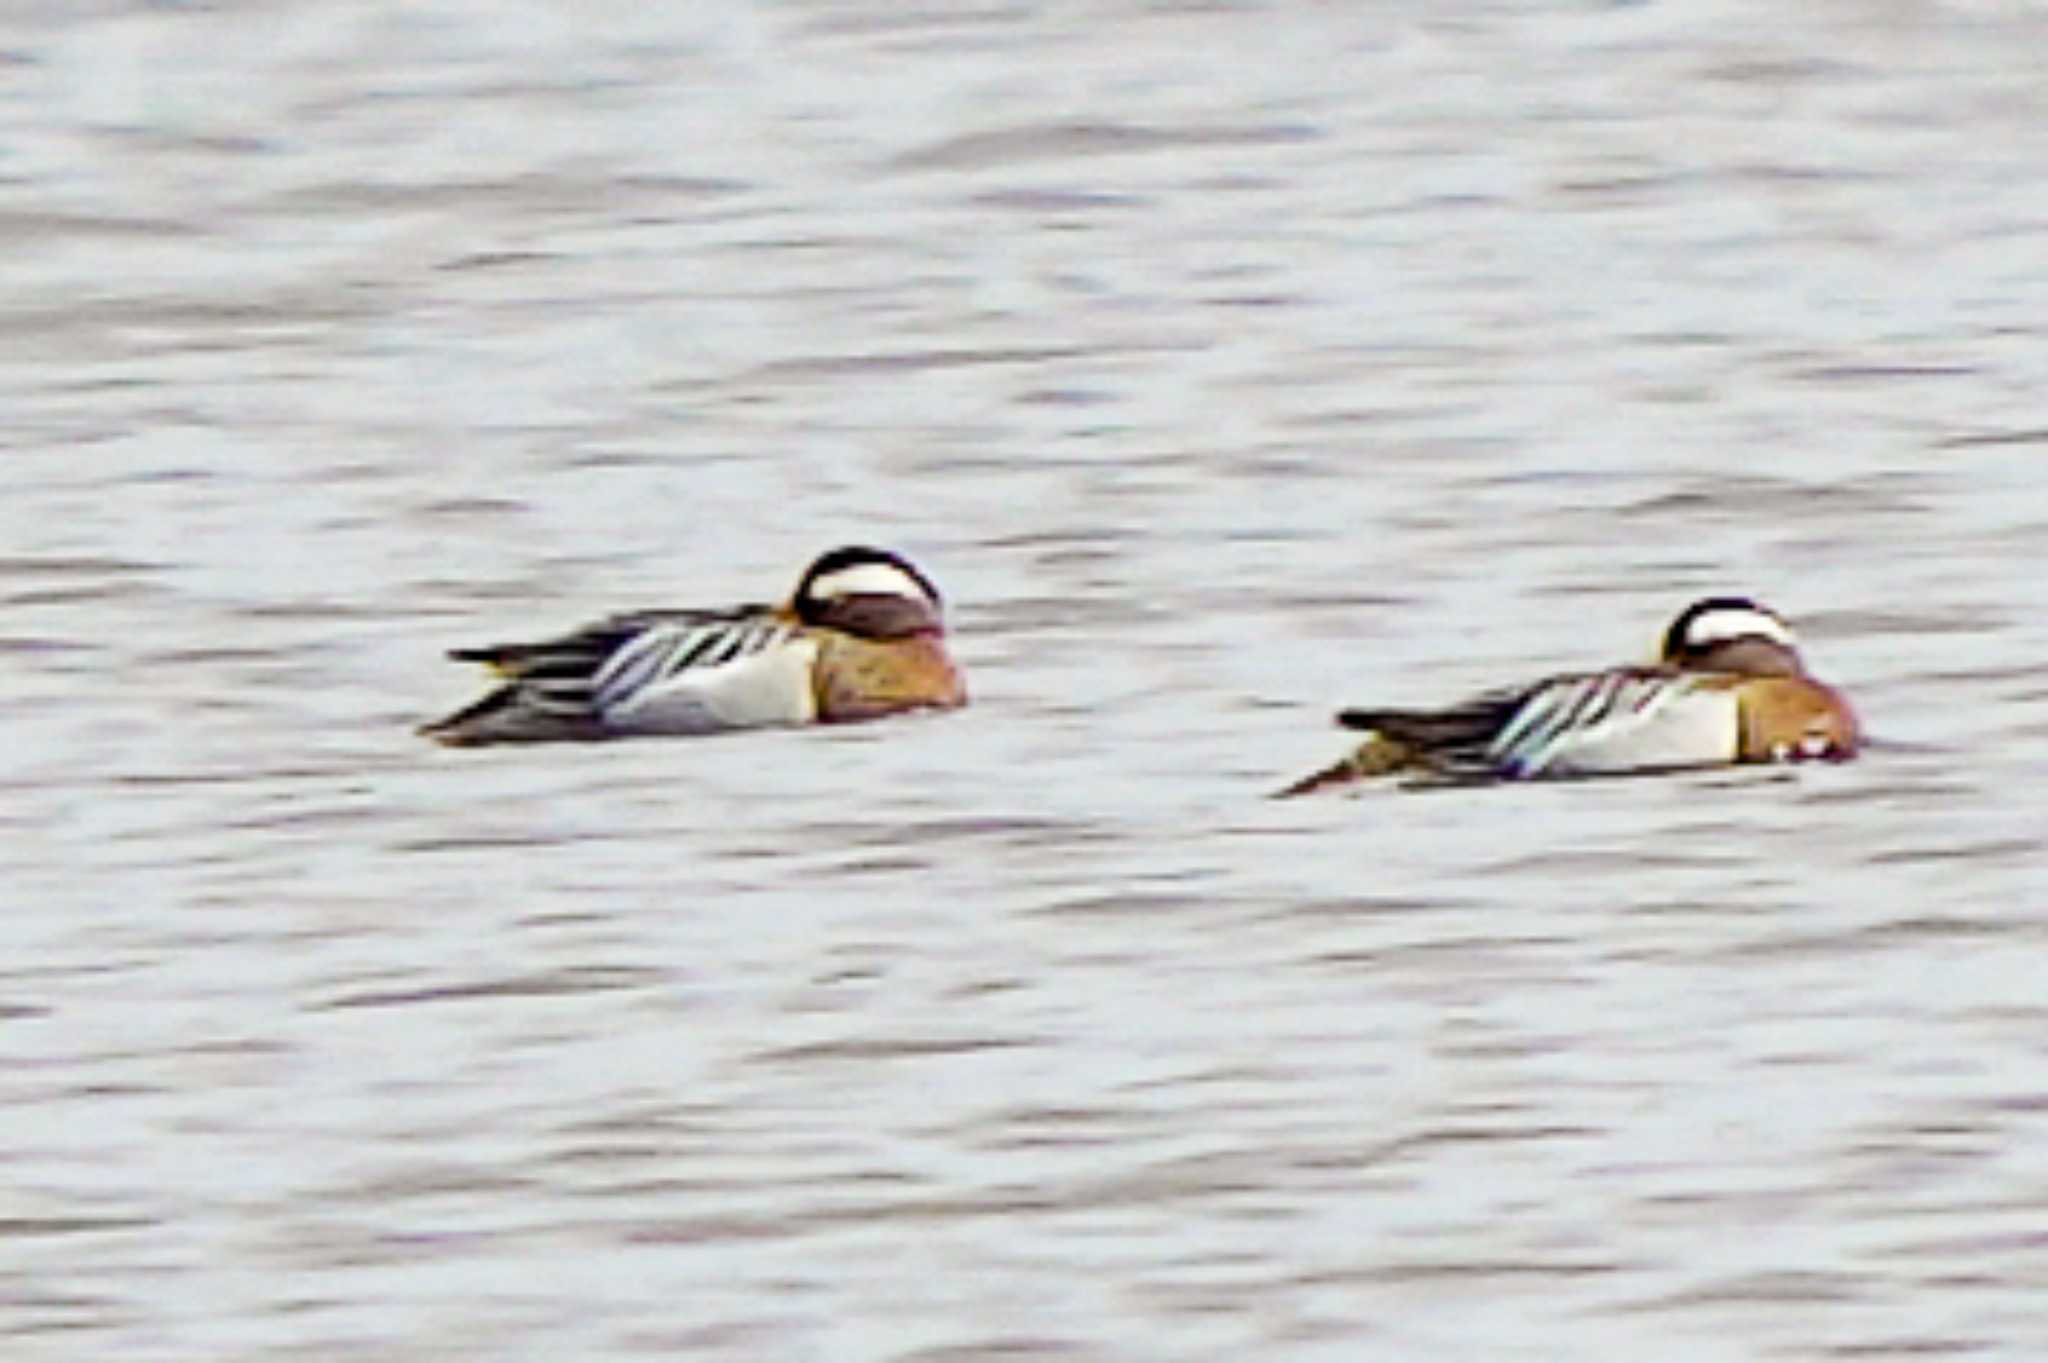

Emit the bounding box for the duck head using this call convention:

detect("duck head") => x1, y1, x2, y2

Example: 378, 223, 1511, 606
791, 545, 947, 639
1661, 596, 1805, 676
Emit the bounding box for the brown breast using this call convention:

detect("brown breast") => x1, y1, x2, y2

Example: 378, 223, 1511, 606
1735, 676, 1861, 762
811, 632, 968, 724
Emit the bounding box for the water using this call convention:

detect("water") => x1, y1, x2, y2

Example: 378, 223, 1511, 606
5, 2, 2047, 1359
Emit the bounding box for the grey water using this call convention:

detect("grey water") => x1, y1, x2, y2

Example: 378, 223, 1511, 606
4, 2, 2047, 1359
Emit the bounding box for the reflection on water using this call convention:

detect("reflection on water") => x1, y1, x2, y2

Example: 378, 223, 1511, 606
5, 2, 2048, 1359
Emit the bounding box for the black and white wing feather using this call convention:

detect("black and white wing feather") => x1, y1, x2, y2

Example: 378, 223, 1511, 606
587, 612, 801, 713
1486, 669, 1735, 777
1336, 668, 1742, 781
428, 605, 813, 741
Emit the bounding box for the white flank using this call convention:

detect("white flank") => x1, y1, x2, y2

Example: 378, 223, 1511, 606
1680, 606, 1797, 651
806, 562, 928, 602
1510, 681, 1740, 776
602, 635, 821, 733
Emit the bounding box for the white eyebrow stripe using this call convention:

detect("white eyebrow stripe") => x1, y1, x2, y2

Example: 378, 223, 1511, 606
1682, 607, 1797, 649
806, 563, 927, 600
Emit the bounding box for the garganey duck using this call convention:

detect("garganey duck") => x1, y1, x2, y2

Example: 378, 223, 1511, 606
1276, 596, 1859, 794
421, 545, 966, 745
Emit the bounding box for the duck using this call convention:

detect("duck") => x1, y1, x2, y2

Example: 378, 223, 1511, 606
1275, 596, 1859, 794
420, 545, 967, 745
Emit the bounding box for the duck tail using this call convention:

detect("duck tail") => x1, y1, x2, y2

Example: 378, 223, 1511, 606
1271, 734, 1417, 798
418, 680, 610, 746
1272, 756, 1364, 799
417, 685, 521, 746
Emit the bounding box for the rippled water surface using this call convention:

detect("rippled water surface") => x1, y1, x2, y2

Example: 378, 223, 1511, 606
7, 2, 2048, 1359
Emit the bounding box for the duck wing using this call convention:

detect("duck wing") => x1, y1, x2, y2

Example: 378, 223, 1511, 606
1483, 668, 1733, 777
1335, 685, 1530, 775
425, 604, 795, 743
585, 610, 801, 716
1337, 668, 1733, 779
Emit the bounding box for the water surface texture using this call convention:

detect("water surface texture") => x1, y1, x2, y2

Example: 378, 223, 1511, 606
6, 3, 2048, 1360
